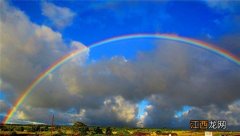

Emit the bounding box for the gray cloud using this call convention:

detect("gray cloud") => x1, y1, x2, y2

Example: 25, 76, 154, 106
0, 100, 9, 113
142, 100, 240, 130
180, 100, 240, 130
21, 40, 240, 128
0, 1, 86, 109
42, 2, 76, 29
217, 34, 240, 56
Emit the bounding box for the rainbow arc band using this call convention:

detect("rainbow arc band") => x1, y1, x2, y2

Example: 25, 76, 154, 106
2, 34, 240, 124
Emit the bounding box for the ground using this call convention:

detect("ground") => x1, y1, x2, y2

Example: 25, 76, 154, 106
1, 124, 240, 136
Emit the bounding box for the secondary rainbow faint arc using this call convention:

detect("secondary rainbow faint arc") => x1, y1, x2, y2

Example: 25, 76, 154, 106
2, 34, 240, 124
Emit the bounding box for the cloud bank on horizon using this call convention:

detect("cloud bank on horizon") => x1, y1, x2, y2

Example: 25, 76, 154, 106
0, 0, 240, 129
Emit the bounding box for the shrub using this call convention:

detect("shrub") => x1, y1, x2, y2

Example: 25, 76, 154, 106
94, 127, 103, 134
156, 130, 162, 134
53, 130, 66, 136
2, 126, 8, 131
20, 126, 24, 131
10, 131, 17, 136
31, 125, 40, 132
116, 129, 130, 135
16, 126, 24, 131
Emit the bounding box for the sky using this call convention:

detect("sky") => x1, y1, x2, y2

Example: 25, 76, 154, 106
0, 0, 240, 129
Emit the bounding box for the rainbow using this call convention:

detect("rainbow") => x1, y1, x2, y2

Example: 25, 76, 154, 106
2, 34, 240, 124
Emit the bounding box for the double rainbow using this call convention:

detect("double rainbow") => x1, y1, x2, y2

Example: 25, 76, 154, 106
2, 34, 240, 124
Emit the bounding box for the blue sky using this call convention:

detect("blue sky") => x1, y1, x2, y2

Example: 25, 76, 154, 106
1, 0, 240, 129
10, 1, 240, 47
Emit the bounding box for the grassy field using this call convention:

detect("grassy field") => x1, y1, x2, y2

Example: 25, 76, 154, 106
0, 124, 240, 136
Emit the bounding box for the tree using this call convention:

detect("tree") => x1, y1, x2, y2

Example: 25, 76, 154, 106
73, 122, 87, 127
73, 121, 87, 132
105, 127, 112, 135
79, 126, 89, 135
44, 126, 49, 131
31, 125, 40, 132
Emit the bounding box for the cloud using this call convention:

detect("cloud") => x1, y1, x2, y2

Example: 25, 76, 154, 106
18, 96, 138, 126
204, 0, 240, 40
0, 100, 9, 113
137, 105, 153, 128
179, 100, 240, 129
141, 99, 240, 129
42, 2, 76, 29
21, 40, 240, 128
104, 96, 137, 123
205, 0, 240, 12
0, 0, 87, 110
202, 1, 240, 55
217, 34, 240, 56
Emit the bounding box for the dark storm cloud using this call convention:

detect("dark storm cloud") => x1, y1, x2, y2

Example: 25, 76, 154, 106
143, 99, 240, 129
180, 100, 240, 130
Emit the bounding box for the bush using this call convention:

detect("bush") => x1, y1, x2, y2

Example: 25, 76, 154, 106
156, 130, 162, 134
30, 125, 40, 132
1, 126, 8, 131
6, 126, 14, 131
116, 129, 130, 135
10, 131, 17, 136
20, 126, 24, 131
94, 127, 103, 134
40, 127, 45, 131
31, 126, 36, 132
26, 127, 32, 132
15, 126, 24, 131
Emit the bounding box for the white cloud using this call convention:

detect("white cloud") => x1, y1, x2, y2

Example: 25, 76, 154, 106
136, 105, 153, 128
16, 110, 28, 120
35, 25, 62, 43
42, 2, 76, 29
205, 0, 240, 12
106, 96, 137, 123
70, 41, 89, 64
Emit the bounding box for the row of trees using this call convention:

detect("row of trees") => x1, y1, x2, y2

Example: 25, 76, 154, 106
73, 122, 112, 135
1, 125, 49, 132
75, 126, 112, 135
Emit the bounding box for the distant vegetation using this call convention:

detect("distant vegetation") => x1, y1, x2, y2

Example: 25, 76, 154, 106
1, 122, 240, 136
